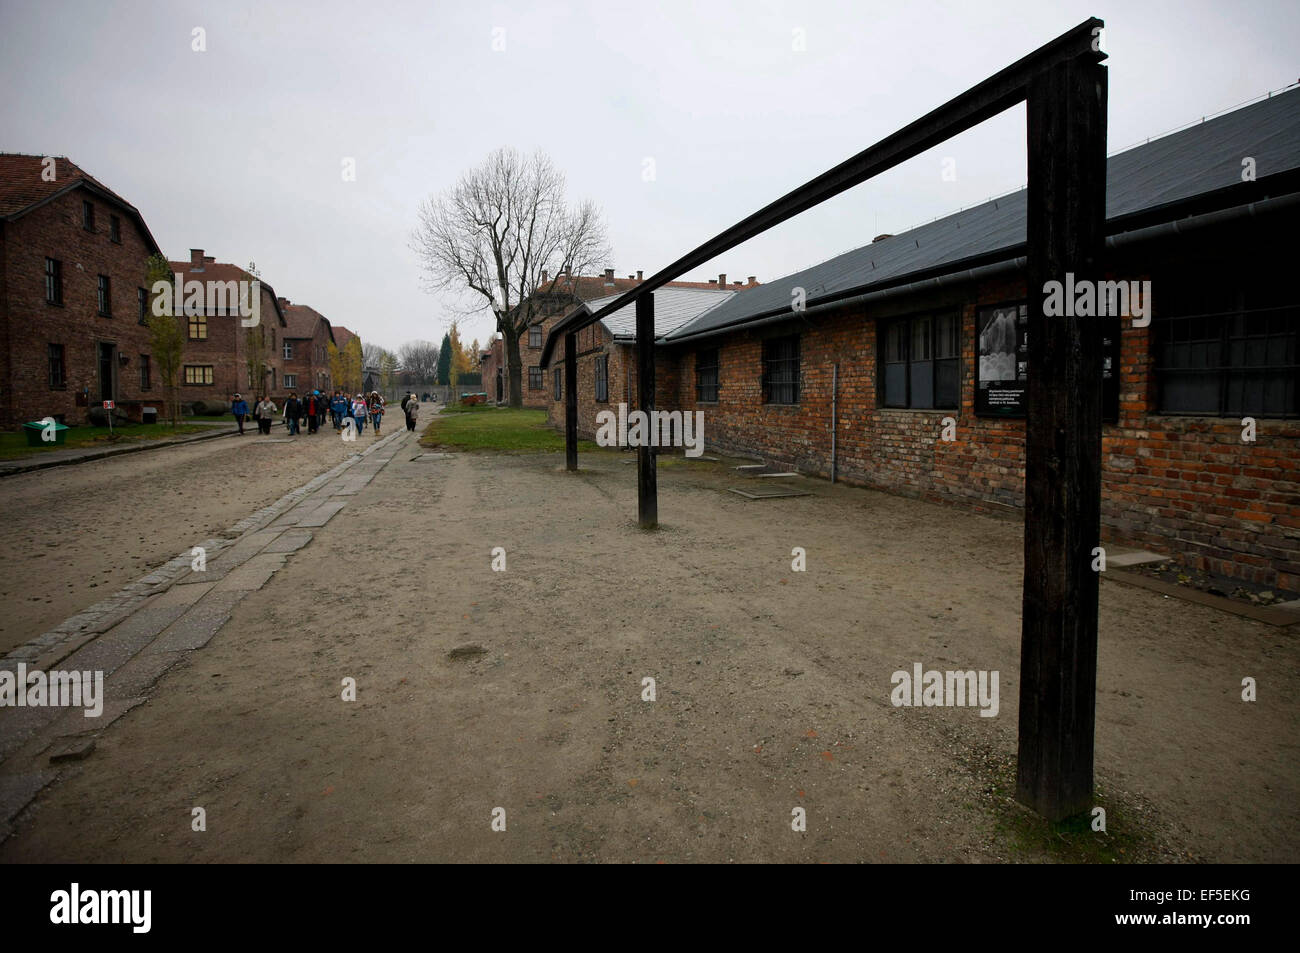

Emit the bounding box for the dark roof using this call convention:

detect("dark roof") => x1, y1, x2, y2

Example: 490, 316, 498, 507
282, 302, 330, 340
668, 87, 1300, 342
0, 153, 163, 255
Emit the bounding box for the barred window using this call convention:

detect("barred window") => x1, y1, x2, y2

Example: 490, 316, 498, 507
883, 313, 959, 409
140, 354, 151, 390
184, 365, 214, 385
138, 287, 148, 325
696, 348, 720, 402
283, 373, 297, 388
1155, 277, 1298, 418
82, 200, 95, 231
762, 335, 800, 405
594, 354, 609, 402
110, 215, 121, 243
529, 325, 542, 347
45, 258, 62, 305
528, 366, 544, 390
553, 366, 562, 401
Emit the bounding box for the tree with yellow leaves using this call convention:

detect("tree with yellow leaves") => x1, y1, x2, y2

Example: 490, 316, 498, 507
328, 337, 363, 392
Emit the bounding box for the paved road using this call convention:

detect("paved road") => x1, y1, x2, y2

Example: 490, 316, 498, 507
0, 421, 395, 655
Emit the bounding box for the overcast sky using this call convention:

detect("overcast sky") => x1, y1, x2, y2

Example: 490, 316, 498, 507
2, 0, 1296, 352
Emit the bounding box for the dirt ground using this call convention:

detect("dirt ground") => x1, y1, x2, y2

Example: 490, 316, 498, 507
2, 443, 1297, 863
0, 425, 383, 655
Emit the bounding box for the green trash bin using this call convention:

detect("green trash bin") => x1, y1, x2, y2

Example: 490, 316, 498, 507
22, 420, 69, 447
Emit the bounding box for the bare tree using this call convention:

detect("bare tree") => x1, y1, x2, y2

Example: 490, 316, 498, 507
411, 147, 610, 407
361, 342, 385, 370
398, 340, 440, 382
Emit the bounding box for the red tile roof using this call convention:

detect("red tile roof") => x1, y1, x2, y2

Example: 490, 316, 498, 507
281, 302, 330, 340
332, 325, 357, 351
167, 250, 287, 326
0, 153, 162, 253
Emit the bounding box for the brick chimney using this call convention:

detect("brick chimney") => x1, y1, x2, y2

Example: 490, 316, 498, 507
708, 279, 717, 285
748, 276, 756, 285
541, 269, 548, 283
277, 297, 290, 308
604, 268, 614, 285
190, 248, 204, 270
718, 273, 726, 288
637, 270, 643, 281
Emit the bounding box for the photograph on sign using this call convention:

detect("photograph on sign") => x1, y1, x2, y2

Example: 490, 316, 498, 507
976, 303, 1028, 417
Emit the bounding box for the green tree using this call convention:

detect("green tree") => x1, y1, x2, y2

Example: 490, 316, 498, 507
144, 253, 184, 426
436, 331, 452, 386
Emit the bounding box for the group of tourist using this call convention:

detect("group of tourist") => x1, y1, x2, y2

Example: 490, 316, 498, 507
229, 390, 421, 436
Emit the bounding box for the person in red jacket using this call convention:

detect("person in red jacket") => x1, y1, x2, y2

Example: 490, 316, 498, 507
305, 392, 320, 434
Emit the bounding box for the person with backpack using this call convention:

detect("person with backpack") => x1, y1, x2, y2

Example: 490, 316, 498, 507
230, 393, 249, 435
404, 395, 419, 432
369, 391, 385, 434
283, 392, 301, 435
255, 395, 276, 435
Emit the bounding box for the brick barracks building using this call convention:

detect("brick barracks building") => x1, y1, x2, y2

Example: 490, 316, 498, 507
0, 154, 166, 428
0, 152, 357, 426
168, 249, 289, 406
278, 299, 336, 396
545, 283, 745, 437
485, 268, 758, 409
546, 90, 1300, 592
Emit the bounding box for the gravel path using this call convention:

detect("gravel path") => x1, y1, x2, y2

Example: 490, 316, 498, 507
2, 445, 1295, 862
0, 424, 387, 655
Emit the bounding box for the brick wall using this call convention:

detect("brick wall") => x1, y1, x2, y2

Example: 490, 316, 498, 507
1, 189, 158, 426
545, 326, 630, 437
173, 283, 284, 407
546, 267, 1297, 592
282, 320, 332, 396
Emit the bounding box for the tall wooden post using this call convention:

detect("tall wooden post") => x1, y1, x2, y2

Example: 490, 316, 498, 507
1017, 54, 1107, 821
636, 294, 657, 528
564, 331, 578, 471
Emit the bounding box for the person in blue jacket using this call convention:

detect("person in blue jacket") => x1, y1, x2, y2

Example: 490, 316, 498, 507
330, 391, 347, 430
231, 393, 249, 435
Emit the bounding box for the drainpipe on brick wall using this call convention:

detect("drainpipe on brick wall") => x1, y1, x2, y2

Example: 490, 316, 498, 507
831, 363, 838, 484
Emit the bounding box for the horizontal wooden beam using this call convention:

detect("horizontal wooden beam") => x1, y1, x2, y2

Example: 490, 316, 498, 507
540, 17, 1104, 367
